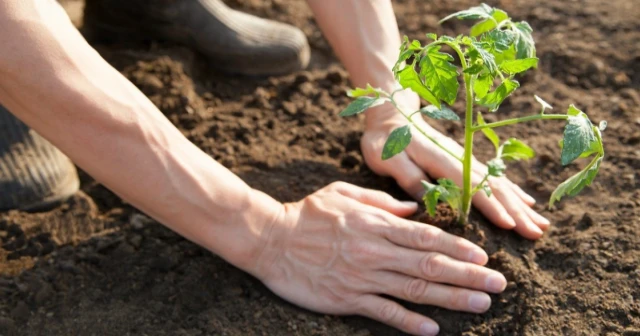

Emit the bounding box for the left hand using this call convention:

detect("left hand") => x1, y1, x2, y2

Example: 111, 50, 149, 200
361, 106, 550, 240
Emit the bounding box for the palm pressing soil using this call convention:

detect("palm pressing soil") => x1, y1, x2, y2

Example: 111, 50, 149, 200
1, 0, 639, 335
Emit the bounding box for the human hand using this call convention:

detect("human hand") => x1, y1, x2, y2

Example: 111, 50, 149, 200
361, 108, 550, 240
250, 182, 507, 336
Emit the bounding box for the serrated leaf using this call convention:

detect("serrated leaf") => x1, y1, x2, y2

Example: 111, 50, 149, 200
512, 21, 536, 59
561, 108, 596, 165
474, 74, 493, 99
477, 112, 500, 150
420, 105, 460, 121
440, 3, 494, 23
483, 30, 516, 53
501, 138, 535, 161
339, 97, 386, 117
348, 84, 381, 98
567, 104, 582, 116
478, 78, 520, 112
419, 45, 459, 105
382, 125, 412, 160
397, 64, 441, 108
468, 42, 499, 75
470, 9, 509, 36
499, 58, 538, 74
534, 95, 553, 111
426, 33, 438, 40
549, 156, 602, 207
393, 37, 422, 74
488, 158, 506, 177
436, 178, 462, 213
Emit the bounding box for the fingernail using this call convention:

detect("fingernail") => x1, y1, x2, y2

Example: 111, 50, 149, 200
485, 273, 507, 292
401, 201, 417, 208
419, 322, 439, 336
468, 293, 491, 313
468, 249, 488, 265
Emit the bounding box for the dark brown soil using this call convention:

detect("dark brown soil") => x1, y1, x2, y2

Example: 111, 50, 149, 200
2, 0, 639, 335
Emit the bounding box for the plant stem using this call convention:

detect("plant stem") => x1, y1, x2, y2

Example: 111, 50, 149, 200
386, 95, 464, 162
471, 174, 490, 195
460, 73, 475, 224
472, 114, 568, 131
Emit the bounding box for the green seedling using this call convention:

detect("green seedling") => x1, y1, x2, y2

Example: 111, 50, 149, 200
340, 4, 605, 224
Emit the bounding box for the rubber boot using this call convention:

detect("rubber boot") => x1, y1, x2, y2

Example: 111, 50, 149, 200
0, 106, 79, 212
83, 0, 310, 76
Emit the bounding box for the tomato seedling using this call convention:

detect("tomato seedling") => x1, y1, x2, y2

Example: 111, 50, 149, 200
340, 4, 606, 224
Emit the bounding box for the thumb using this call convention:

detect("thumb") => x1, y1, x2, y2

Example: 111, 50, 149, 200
331, 182, 418, 217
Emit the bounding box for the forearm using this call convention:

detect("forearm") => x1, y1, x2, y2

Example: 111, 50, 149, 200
307, 0, 420, 122
0, 0, 281, 272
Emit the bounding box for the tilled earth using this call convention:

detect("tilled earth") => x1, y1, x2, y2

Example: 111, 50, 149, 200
1, 0, 639, 335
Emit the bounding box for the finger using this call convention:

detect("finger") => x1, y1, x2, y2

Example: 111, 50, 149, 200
356, 295, 440, 336
381, 217, 488, 265
520, 198, 551, 230
472, 189, 517, 230
508, 180, 536, 206
382, 249, 506, 293
331, 182, 418, 218
377, 271, 492, 313
491, 182, 544, 240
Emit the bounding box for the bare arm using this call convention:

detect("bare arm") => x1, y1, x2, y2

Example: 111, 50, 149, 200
0, 0, 280, 270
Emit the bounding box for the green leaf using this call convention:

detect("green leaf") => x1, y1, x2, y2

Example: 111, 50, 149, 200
560, 106, 596, 165
483, 30, 516, 53
426, 33, 438, 40
397, 64, 441, 108
436, 178, 462, 213
440, 3, 494, 23
470, 9, 509, 36
512, 21, 536, 59
463, 64, 485, 74
419, 105, 460, 121
549, 156, 602, 207
393, 37, 422, 74
499, 58, 539, 74
421, 180, 443, 217
419, 45, 460, 105
339, 96, 386, 117
468, 42, 499, 75
567, 104, 582, 116
488, 158, 506, 177
481, 183, 492, 197
382, 125, 412, 160
477, 112, 500, 151
559, 126, 602, 159
478, 78, 520, 112
501, 138, 535, 161
474, 74, 493, 99
534, 95, 553, 112
347, 84, 381, 98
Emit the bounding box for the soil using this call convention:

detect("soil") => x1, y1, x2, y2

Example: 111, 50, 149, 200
1, 0, 639, 335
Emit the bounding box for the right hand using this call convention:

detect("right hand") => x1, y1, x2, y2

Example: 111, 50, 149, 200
250, 182, 507, 336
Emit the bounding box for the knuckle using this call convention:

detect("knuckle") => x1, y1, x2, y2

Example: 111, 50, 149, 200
449, 288, 466, 309
328, 181, 347, 191
421, 253, 446, 279
404, 278, 429, 302
377, 302, 400, 323
414, 227, 440, 250
464, 266, 479, 282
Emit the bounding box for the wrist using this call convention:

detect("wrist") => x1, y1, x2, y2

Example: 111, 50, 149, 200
364, 89, 420, 129
202, 187, 286, 276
